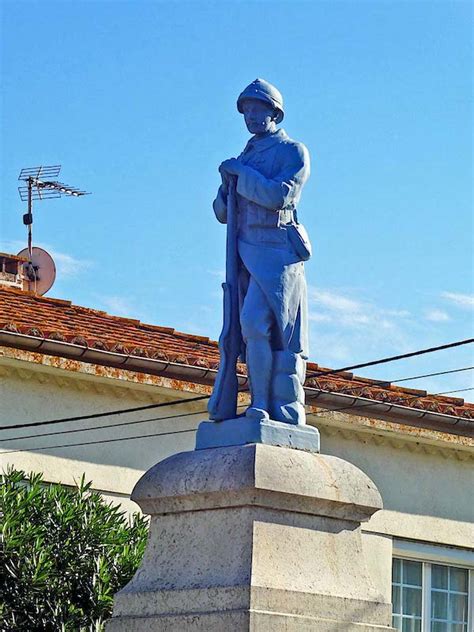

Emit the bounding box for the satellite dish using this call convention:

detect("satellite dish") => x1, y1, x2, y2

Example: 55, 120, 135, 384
17, 246, 56, 296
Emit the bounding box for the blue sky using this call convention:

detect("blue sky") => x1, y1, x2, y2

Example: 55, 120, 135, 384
1, 0, 472, 396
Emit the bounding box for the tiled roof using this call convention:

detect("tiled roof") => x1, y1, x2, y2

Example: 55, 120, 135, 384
0, 285, 473, 421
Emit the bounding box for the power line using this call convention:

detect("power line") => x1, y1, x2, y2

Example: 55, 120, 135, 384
388, 366, 474, 384
0, 410, 202, 444
304, 338, 474, 380
307, 384, 474, 401
308, 387, 474, 412
306, 368, 474, 391
2, 383, 471, 446
1, 387, 471, 456
307, 388, 474, 424
0, 404, 247, 444
0, 395, 210, 432
2, 368, 473, 448
429, 387, 473, 396
0, 427, 196, 456
2, 338, 472, 432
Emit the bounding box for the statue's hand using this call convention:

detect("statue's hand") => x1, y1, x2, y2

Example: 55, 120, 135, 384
219, 158, 243, 177
220, 169, 230, 191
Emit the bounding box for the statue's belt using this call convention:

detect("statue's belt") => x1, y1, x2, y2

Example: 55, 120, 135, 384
240, 207, 296, 229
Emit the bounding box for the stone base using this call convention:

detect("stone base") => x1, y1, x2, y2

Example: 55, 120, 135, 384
108, 585, 394, 630
106, 444, 395, 631
195, 417, 320, 453
107, 609, 395, 631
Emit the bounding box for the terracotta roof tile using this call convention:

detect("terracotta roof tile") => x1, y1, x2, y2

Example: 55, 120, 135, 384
0, 285, 472, 421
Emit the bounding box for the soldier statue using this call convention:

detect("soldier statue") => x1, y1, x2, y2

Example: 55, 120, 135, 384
208, 78, 312, 428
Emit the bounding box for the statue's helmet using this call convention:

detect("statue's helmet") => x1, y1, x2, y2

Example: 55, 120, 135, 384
237, 78, 284, 124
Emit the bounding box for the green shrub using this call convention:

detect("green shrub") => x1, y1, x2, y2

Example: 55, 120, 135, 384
0, 469, 148, 631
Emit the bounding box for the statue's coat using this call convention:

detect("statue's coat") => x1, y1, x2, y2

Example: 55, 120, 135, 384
213, 129, 310, 358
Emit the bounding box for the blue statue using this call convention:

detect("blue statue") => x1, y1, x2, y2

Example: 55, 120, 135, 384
207, 79, 312, 428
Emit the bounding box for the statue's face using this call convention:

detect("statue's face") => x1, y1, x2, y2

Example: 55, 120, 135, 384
241, 99, 277, 135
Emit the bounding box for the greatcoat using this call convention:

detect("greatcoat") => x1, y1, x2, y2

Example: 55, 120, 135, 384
213, 128, 311, 359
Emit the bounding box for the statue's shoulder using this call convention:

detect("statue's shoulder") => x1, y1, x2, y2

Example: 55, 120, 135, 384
277, 131, 310, 166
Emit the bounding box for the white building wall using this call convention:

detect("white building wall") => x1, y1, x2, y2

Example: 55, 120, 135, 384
318, 424, 473, 548
1, 345, 473, 555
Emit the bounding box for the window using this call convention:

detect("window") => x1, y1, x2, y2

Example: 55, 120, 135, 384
392, 558, 472, 632
392, 558, 423, 631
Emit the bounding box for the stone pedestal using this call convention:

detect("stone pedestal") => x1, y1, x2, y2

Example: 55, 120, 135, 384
196, 416, 320, 453
106, 444, 395, 631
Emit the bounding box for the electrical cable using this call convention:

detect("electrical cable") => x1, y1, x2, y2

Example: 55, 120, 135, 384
0, 410, 202, 444
307, 367, 474, 389
0, 427, 196, 455
0, 395, 210, 432
1, 387, 471, 456
305, 387, 474, 422
427, 387, 473, 396
305, 367, 474, 397
386, 366, 474, 384
2, 338, 472, 432
2, 383, 472, 445
0, 405, 246, 444
303, 338, 474, 380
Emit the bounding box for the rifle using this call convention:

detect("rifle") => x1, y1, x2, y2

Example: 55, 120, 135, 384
208, 176, 242, 420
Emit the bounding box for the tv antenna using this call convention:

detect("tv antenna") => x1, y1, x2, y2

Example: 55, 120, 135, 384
17, 165, 90, 294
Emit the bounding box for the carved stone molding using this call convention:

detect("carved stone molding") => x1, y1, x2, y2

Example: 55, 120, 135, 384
0, 360, 163, 403
318, 422, 473, 462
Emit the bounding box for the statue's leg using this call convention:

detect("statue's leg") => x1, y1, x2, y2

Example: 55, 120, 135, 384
240, 278, 273, 420
270, 351, 307, 425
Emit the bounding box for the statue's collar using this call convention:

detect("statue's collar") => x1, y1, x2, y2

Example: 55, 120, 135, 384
245, 128, 288, 153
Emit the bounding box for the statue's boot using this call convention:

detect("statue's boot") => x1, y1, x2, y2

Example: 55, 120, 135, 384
245, 337, 272, 420
270, 350, 306, 425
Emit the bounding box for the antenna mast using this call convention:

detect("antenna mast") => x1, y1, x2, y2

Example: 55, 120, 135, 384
17, 165, 90, 293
